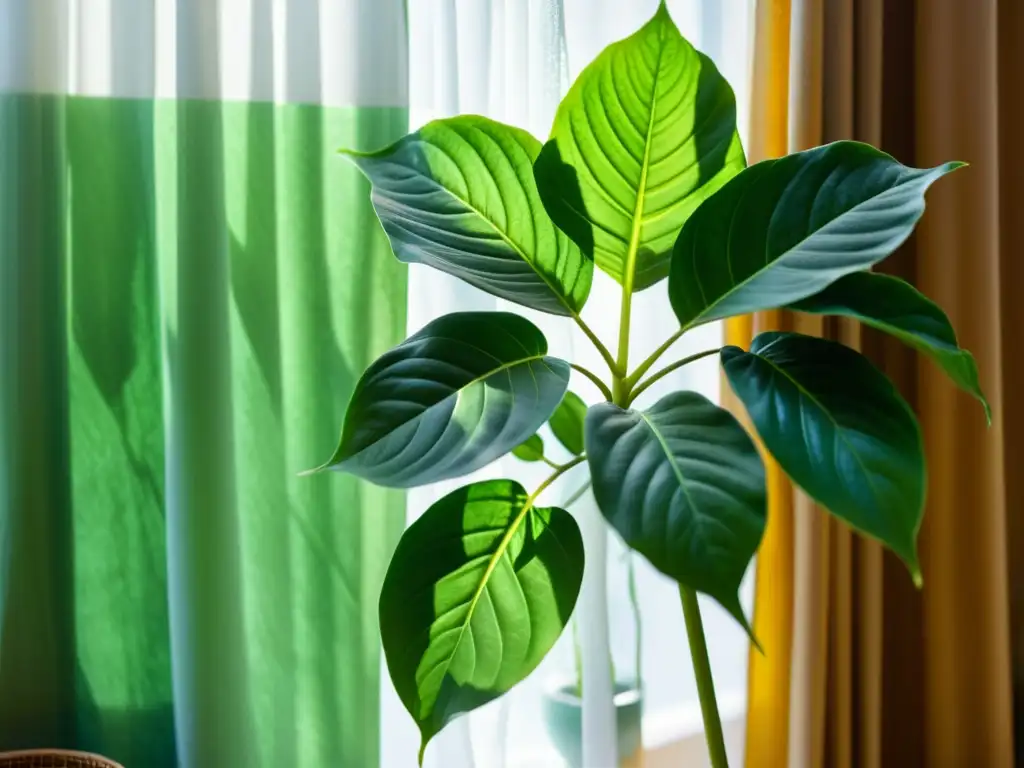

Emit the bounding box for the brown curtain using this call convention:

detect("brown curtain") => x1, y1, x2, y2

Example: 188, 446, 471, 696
735, 1, 1022, 766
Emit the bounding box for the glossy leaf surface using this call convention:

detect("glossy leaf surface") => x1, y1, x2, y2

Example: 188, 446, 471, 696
380, 480, 584, 762
346, 115, 592, 315
320, 312, 569, 487
534, 4, 744, 291
585, 391, 765, 630
670, 141, 962, 328
791, 271, 990, 422
722, 332, 926, 579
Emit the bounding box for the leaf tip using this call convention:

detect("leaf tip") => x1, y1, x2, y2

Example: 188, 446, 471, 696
912, 568, 924, 590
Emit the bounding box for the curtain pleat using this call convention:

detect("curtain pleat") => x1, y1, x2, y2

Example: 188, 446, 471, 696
737, 3, 794, 767
739, 1, 1018, 766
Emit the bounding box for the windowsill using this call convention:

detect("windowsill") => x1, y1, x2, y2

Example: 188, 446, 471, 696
641, 692, 746, 767
505, 693, 746, 767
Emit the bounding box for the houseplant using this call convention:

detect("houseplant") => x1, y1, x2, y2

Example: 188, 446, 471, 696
309, 3, 988, 765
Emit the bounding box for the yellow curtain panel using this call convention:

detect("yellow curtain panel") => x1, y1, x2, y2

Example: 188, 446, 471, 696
737, 1, 1019, 766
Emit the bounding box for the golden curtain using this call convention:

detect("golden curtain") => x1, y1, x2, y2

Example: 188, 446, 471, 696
737, 1, 1020, 766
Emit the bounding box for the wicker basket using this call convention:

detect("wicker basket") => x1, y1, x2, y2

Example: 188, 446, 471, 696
0, 751, 123, 768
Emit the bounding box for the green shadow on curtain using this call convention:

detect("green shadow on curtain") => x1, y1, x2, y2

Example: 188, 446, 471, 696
0, 91, 407, 767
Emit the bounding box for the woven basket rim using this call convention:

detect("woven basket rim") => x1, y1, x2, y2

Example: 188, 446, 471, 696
0, 749, 123, 767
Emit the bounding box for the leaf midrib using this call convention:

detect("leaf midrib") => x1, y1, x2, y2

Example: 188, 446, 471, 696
415, 141, 585, 319
685, 162, 919, 329
637, 411, 704, 528
426, 496, 538, 716
621, 18, 667, 294
749, 347, 893, 520
349, 350, 552, 462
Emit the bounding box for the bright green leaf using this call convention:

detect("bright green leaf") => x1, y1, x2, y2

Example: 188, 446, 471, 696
380, 479, 584, 764
317, 312, 569, 487
534, 3, 744, 292
343, 115, 592, 316
549, 391, 588, 456
722, 332, 926, 580
512, 434, 546, 462
669, 141, 963, 328
790, 271, 991, 423
585, 391, 765, 632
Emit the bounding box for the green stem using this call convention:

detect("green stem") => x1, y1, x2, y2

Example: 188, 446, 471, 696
627, 555, 642, 691
573, 315, 621, 377
627, 347, 722, 405
541, 456, 561, 470
679, 586, 729, 768
529, 456, 587, 505
562, 478, 593, 509
570, 363, 614, 403
625, 327, 685, 389
572, 617, 583, 698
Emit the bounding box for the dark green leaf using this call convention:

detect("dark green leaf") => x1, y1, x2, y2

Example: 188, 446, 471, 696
585, 391, 765, 632
317, 312, 569, 487
512, 434, 545, 462
380, 479, 584, 763
790, 271, 990, 423
534, 4, 744, 291
669, 141, 963, 328
343, 115, 592, 315
722, 332, 925, 580
548, 391, 588, 456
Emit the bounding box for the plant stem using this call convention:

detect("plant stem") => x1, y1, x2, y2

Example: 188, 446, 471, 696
625, 327, 685, 388
562, 479, 593, 509
627, 347, 722, 405
528, 456, 587, 506
541, 456, 561, 470
572, 617, 583, 698
627, 554, 642, 691
573, 314, 621, 376
679, 586, 729, 768
570, 363, 614, 403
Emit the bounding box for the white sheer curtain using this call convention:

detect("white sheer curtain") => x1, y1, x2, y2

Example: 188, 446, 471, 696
386, 2, 756, 766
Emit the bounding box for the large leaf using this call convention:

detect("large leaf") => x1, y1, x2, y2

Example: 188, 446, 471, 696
790, 271, 991, 422
318, 312, 569, 487
380, 479, 584, 763
344, 115, 592, 315
534, 3, 744, 291
548, 390, 588, 456
669, 141, 963, 328
722, 332, 926, 579
585, 391, 765, 630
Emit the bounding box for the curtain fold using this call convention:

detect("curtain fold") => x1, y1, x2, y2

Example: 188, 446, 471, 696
738, 1, 1018, 766
0, 2, 408, 766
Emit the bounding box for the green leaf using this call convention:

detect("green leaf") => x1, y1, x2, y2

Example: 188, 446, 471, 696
344, 115, 592, 316
534, 3, 744, 292
380, 479, 584, 764
548, 391, 588, 456
722, 332, 926, 581
318, 312, 569, 487
790, 271, 991, 423
512, 434, 546, 462
585, 391, 765, 632
669, 141, 963, 328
